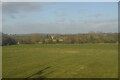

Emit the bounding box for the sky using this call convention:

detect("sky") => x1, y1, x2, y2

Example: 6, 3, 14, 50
2, 2, 118, 34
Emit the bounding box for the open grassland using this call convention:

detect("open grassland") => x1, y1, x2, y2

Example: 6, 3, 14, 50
3, 44, 118, 78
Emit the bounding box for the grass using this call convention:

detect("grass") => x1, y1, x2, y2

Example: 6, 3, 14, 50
2, 44, 118, 78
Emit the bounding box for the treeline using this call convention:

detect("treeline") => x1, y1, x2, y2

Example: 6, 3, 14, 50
13, 32, 118, 44
2, 33, 17, 46
1, 32, 119, 46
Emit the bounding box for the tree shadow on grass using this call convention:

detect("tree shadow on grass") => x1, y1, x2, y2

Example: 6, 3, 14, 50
26, 66, 51, 79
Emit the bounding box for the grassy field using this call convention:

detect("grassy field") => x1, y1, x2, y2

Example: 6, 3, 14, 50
2, 44, 118, 78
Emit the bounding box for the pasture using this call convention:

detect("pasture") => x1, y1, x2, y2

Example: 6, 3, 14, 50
2, 44, 118, 78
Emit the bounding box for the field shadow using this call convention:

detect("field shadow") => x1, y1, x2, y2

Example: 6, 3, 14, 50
27, 66, 51, 78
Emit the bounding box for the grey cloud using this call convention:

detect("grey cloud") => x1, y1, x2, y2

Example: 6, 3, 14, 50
9, 14, 16, 19
54, 8, 68, 24
91, 13, 103, 17
2, 2, 41, 14
88, 13, 104, 18
78, 9, 87, 14
54, 7, 69, 19
56, 18, 66, 23
3, 18, 118, 34
80, 18, 118, 32
55, 9, 67, 17
2, 2, 42, 20
82, 18, 117, 24
56, 17, 78, 24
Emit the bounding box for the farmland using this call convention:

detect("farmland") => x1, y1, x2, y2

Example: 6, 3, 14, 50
2, 44, 118, 78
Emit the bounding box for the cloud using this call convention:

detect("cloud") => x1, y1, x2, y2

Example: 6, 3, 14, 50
55, 8, 67, 17
80, 18, 118, 32
2, 2, 42, 19
56, 18, 66, 23
2, 2, 58, 19
81, 18, 117, 24
3, 2, 41, 14
88, 13, 104, 18
3, 18, 118, 34
78, 9, 87, 14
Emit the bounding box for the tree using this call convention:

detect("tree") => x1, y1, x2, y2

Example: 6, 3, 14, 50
2, 33, 17, 46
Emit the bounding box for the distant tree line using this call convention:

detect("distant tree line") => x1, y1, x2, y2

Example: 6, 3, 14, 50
1, 32, 119, 46
14, 32, 118, 44
2, 33, 17, 46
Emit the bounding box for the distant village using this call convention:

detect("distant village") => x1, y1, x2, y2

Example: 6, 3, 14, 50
2, 32, 119, 46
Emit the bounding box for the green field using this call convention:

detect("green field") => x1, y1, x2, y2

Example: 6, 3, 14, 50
3, 44, 118, 78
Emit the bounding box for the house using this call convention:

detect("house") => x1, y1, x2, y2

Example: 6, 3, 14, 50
17, 41, 20, 44
59, 39, 63, 42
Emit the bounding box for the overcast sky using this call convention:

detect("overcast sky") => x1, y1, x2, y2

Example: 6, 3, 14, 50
2, 2, 118, 34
